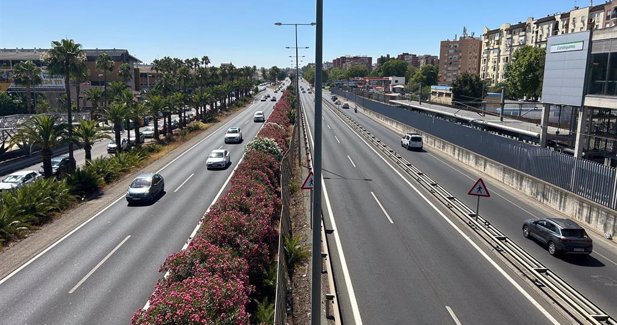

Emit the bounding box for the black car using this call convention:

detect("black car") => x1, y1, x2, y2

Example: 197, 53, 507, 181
126, 173, 165, 204
522, 218, 593, 256
39, 156, 76, 177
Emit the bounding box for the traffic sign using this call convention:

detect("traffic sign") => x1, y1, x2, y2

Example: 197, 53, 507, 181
301, 172, 314, 190
468, 178, 490, 197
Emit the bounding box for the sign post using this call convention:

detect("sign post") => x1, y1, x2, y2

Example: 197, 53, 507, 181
467, 178, 490, 221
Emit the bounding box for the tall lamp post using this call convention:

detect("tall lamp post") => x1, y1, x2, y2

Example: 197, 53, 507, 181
275, 21, 315, 166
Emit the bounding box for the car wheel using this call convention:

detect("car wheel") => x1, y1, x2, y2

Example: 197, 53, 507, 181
522, 225, 530, 238
548, 241, 558, 256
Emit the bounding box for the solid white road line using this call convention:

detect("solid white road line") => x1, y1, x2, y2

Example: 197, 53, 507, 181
303, 109, 363, 325
334, 135, 341, 144
370, 192, 394, 224
174, 173, 194, 193
330, 106, 561, 325
445, 306, 462, 325
347, 155, 357, 168
69, 235, 131, 294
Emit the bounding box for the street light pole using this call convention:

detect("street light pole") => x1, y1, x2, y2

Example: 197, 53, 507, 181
312, 1, 323, 324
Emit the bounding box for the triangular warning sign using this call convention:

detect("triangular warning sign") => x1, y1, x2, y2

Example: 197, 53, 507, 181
301, 172, 314, 190
468, 178, 490, 197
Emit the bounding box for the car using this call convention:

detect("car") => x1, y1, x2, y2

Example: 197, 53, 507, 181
0, 170, 41, 192
522, 218, 593, 256
270, 96, 277, 102
401, 133, 423, 150
253, 111, 265, 122
39, 156, 76, 176
335, 100, 342, 105
341, 102, 350, 109
129, 133, 145, 145
142, 126, 155, 138
331, 95, 338, 101
126, 173, 165, 204
261, 96, 267, 101
107, 138, 129, 153
206, 149, 230, 169
224, 127, 243, 143
265, 94, 270, 98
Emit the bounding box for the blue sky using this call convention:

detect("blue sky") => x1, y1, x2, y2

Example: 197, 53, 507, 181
1, 1, 581, 68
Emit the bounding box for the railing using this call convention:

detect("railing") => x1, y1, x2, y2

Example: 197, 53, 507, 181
326, 100, 616, 325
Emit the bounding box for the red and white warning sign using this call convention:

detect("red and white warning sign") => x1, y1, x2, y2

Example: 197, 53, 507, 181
301, 172, 314, 190
467, 178, 490, 197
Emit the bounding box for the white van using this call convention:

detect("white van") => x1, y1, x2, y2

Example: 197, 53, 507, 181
401, 133, 423, 151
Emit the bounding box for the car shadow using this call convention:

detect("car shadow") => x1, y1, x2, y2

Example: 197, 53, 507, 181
560, 254, 605, 267
127, 190, 166, 207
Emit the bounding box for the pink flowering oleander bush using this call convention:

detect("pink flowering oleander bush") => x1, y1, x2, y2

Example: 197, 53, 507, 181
240, 150, 281, 190
131, 273, 250, 325
159, 236, 249, 288
258, 123, 289, 152
200, 209, 276, 279
218, 181, 280, 222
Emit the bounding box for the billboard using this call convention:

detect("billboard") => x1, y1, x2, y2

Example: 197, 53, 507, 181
541, 31, 591, 107
8, 69, 65, 91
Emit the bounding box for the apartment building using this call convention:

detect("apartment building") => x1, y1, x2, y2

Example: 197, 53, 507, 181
397, 53, 439, 68
419, 54, 439, 67
438, 36, 482, 85
332, 55, 372, 71
481, 2, 611, 85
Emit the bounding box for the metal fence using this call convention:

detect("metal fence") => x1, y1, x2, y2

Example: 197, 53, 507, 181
274, 120, 299, 325
332, 88, 617, 210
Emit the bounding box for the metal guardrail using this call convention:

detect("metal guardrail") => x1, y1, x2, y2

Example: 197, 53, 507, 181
325, 100, 616, 325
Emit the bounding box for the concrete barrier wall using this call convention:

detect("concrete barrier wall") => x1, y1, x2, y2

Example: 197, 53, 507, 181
359, 106, 616, 240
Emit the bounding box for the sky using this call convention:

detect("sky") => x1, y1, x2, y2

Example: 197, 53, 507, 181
0, 0, 586, 69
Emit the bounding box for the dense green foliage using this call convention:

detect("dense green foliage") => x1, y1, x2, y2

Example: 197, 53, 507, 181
504, 46, 546, 100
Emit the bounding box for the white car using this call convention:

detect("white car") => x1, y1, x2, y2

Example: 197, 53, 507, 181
206, 149, 230, 169
142, 126, 155, 138
401, 133, 423, 151
224, 127, 243, 143
253, 111, 265, 122
342, 102, 350, 109
0, 170, 41, 192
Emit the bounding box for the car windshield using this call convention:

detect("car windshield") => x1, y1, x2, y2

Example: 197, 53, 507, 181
209, 152, 224, 158
144, 127, 154, 131
411, 137, 422, 142
130, 178, 151, 188
561, 229, 587, 238
51, 158, 63, 167
2, 175, 23, 183
227, 129, 239, 134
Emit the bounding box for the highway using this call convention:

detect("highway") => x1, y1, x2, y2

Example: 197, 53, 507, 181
299, 82, 575, 324
0, 86, 285, 324
323, 88, 617, 319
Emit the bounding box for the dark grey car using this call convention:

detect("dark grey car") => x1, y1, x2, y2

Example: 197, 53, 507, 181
523, 218, 593, 256
126, 173, 164, 205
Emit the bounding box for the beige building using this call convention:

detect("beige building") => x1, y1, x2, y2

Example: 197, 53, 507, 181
481, 2, 611, 85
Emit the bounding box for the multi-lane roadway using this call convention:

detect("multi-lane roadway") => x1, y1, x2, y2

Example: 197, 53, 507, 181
299, 81, 617, 324
0, 85, 285, 324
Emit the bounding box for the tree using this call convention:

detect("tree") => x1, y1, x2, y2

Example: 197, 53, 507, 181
452, 72, 485, 107
504, 46, 546, 100
73, 119, 110, 161
268, 66, 281, 82
413, 65, 439, 87
347, 64, 369, 78
145, 94, 164, 140
379, 59, 408, 77
12, 60, 42, 114
84, 87, 104, 120
328, 67, 347, 82
43, 38, 86, 173
96, 53, 114, 109
103, 101, 127, 154
118, 63, 133, 84
11, 115, 65, 178
71, 61, 89, 113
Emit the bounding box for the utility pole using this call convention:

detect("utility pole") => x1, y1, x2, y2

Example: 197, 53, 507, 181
311, 1, 323, 324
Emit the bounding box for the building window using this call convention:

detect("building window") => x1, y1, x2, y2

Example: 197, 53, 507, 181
588, 52, 609, 95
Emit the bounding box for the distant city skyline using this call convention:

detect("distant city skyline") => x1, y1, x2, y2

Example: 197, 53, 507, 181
1, 0, 582, 68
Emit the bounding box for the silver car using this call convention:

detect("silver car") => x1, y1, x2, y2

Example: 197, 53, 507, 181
0, 170, 41, 192
206, 149, 230, 169
224, 127, 243, 143
126, 173, 165, 204
253, 111, 265, 122
142, 126, 155, 138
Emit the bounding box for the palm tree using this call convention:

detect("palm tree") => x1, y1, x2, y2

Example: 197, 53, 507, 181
129, 102, 148, 147
71, 61, 89, 112
145, 94, 164, 141
12, 60, 42, 114
116, 89, 135, 144
96, 53, 114, 110
118, 63, 133, 84
84, 87, 104, 120
73, 120, 110, 161
43, 38, 86, 173
10, 115, 64, 178
109, 81, 129, 100
103, 101, 127, 154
